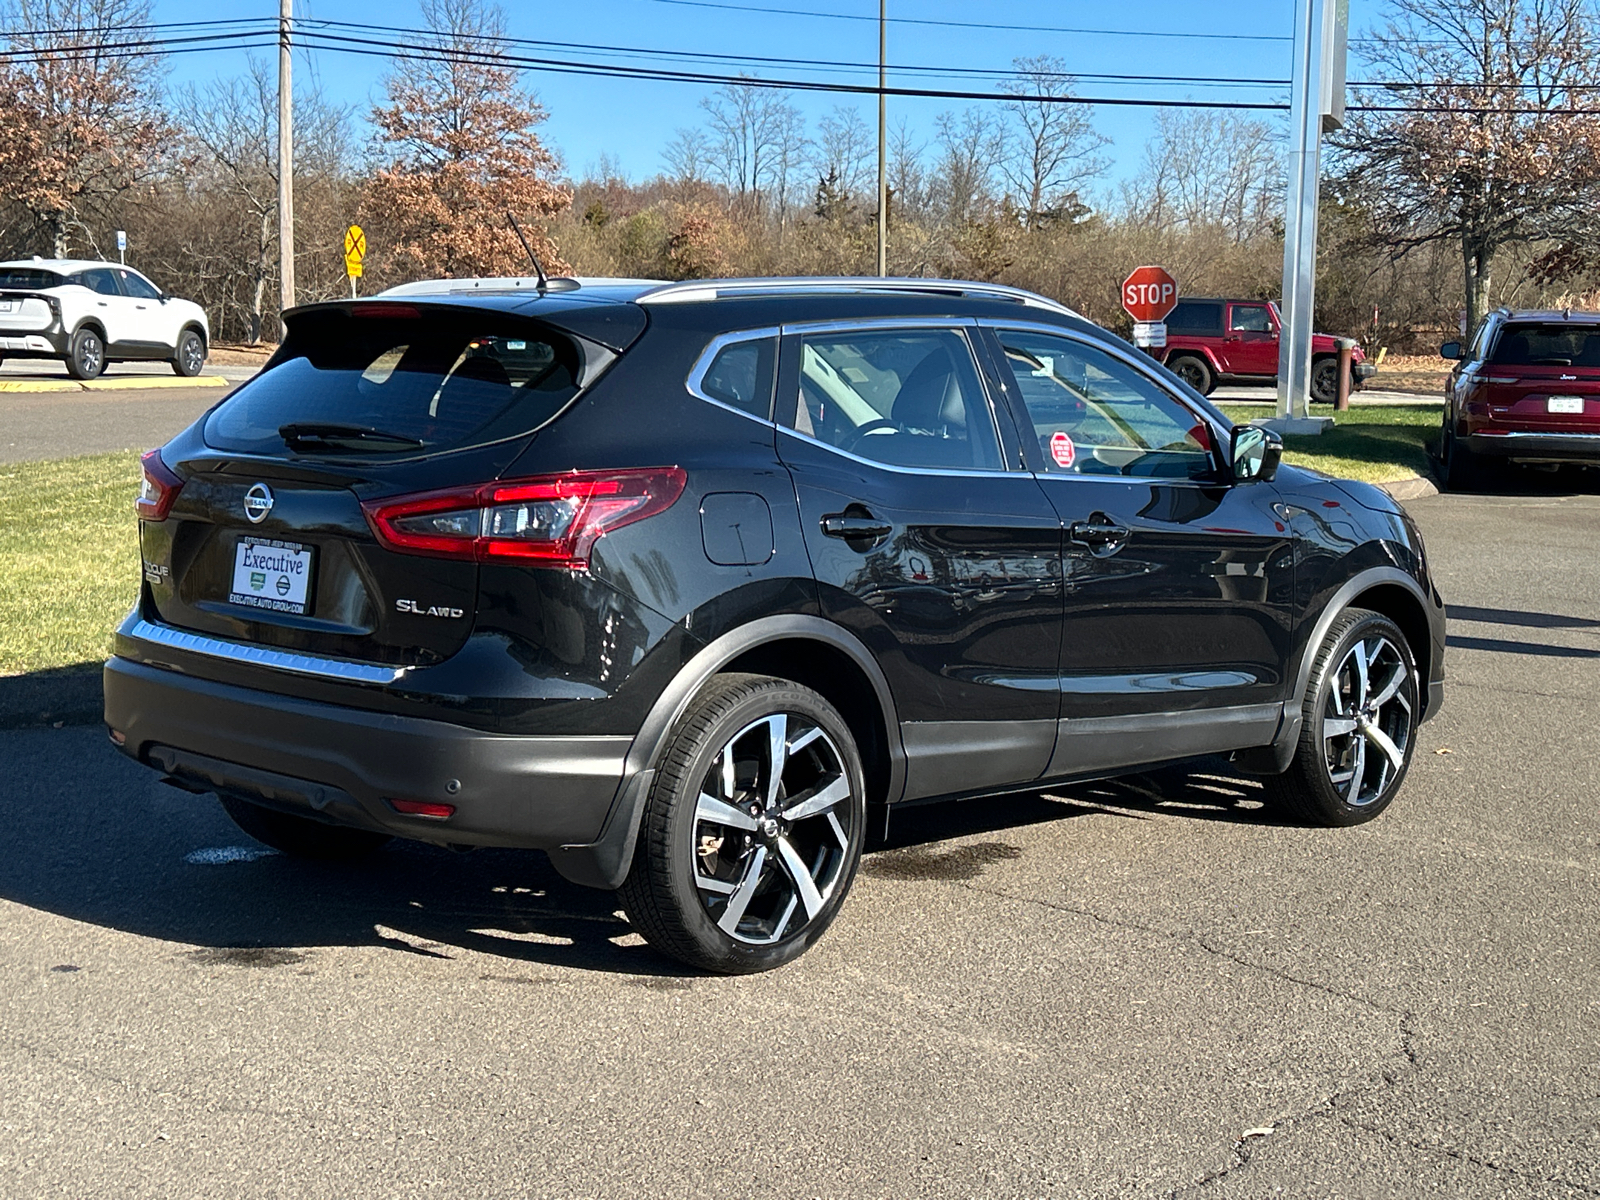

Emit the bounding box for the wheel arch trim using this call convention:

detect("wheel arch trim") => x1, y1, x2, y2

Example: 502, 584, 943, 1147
547, 615, 905, 890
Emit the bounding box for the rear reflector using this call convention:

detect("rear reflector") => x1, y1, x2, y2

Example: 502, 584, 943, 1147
134, 449, 183, 521
388, 798, 456, 819
363, 467, 687, 570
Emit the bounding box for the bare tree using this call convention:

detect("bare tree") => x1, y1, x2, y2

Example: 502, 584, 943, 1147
0, 0, 172, 256
1122, 110, 1282, 242
700, 79, 804, 216
931, 107, 1006, 225
361, 0, 571, 281
809, 105, 874, 203
888, 116, 929, 220
998, 56, 1110, 228
662, 127, 712, 185
1334, 0, 1600, 328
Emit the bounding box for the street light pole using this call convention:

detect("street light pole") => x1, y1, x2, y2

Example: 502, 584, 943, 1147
278, 0, 295, 320
876, 0, 887, 278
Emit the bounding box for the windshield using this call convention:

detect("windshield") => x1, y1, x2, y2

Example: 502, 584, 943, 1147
204, 312, 590, 456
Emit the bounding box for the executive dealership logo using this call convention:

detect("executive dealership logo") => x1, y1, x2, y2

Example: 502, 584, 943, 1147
243, 483, 274, 523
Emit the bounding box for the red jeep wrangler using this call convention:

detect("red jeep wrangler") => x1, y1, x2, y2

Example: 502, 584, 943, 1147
1157, 298, 1374, 403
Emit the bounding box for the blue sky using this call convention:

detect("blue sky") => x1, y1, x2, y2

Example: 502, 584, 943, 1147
149, 0, 1391, 196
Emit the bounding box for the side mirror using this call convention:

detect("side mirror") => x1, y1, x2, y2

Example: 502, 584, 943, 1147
1440, 341, 1461, 360
1231, 424, 1283, 483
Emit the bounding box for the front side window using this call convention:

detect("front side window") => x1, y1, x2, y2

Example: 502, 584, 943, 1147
205, 315, 585, 456
119, 270, 162, 300
1230, 304, 1274, 333
694, 336, 775, 419
786, 328, 1002, 470
993, 328, 1217, 480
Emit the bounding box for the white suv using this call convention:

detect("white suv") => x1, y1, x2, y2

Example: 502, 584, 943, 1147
0, 259, 210, 380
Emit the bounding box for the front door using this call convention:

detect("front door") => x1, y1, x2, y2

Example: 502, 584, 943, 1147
776, 320, 1064, 802
1222, 302, 1279, 378
981, 323, 1295, 778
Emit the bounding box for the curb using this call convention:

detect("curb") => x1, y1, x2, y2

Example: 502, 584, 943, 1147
0, 667, 103, 731
0, 374, 230, 393
1378, 473, 1440, 501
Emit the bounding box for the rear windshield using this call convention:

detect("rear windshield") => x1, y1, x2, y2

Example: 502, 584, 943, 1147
0, 268, 64, 289
204, 312, 590, 456
1490, 323, 1600, 367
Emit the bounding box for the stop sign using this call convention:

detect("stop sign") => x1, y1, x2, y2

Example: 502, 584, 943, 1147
1121, 266, 1179, 322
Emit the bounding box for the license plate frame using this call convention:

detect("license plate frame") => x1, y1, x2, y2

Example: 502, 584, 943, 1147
1547, 395, 1585, 414
229, 538, 316, 615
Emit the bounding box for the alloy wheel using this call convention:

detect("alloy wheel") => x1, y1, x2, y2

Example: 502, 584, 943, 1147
1321, 635, 1414, 806
182, 335, 204, 375
689, 711, 855, 945
78, 336, 102, 375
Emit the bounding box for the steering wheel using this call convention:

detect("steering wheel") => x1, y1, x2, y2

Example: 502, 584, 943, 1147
841, 418, 899, 452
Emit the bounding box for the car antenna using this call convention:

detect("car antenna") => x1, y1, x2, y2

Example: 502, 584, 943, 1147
506, 212, 549, 292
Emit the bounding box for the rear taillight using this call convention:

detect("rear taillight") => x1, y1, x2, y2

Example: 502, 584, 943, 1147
135, 449, 183, 521
363, 467, 687, 569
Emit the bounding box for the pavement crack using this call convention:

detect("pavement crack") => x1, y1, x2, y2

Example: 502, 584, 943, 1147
1337, 1115, 1600, 1196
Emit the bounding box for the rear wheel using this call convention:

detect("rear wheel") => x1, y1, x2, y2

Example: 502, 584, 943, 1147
171, 329, 206, 377
618, 673, 867, 974
65, 327, 104, 380
1169, 354, 1213, 395
1264, 608, 1420, 826
1441, 417, 1484, 491
219, 795, 392, 861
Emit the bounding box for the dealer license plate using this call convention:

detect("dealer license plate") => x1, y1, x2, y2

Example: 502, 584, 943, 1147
230, 538, 315, 615
1548, 396, 1585, 414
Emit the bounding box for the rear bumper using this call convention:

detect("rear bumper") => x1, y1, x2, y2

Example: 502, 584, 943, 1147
104, 655, 630, 853
1467, 431, 1600, 464
0, 334, 62, 355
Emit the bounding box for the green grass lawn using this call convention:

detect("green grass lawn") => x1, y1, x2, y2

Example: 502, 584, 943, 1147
1218, 403, 1439, 484
0, 452, 141, 675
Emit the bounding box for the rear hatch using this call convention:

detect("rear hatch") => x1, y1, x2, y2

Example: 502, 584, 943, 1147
1479, 322, 1600, 432
0, 292, 55, 335
141, 300, 626, 667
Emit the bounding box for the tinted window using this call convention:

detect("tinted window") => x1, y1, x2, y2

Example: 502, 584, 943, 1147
696, 336, 775, 419
994, 329, 1215, 480
1230, 304, 1273, 333
0, 268, 64, 289
205, 315, 586, 456
1166, 301, 1223, 336
119, 270, 162, 300
75, 269, 122, 296
1489, 324, 1600, 368
787, 328, 1002, 470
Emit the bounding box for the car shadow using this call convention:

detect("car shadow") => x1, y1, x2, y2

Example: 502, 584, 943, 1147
0, 733, 1293, 978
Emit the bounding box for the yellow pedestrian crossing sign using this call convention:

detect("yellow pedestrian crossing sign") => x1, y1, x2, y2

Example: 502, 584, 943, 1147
344, 225, 366, 278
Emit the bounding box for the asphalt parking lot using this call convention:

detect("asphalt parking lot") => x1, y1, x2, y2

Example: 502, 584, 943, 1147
2, 469, 1597, 1198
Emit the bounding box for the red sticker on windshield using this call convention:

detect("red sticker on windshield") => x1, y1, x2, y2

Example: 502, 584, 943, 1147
1050, 431, 1076, 468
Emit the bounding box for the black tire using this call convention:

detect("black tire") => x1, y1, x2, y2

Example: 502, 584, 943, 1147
1310, 357, 1341, 404
65, 326, 104, 380
1169, 354, 1213, 395
171, 329, 206, 377
1441, 416, 1484, 491
618, 673, 868, 974
1263, 608, 1420, 826
219, 795, 392, 861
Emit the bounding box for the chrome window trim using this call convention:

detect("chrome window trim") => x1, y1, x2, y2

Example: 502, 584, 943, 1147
127, 619, 405, 685
782, 319, 1013, 474
979, 318, 1230, 483
684, 326, 781, 425
1476, 431, 1600, 441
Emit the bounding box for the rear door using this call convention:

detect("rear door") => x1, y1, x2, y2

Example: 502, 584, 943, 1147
775, 319, 1064, 801
142, 306, 596, 668
74, 267, 133, 345
981, 322, 1295, 777
1222, 302, 1279, 377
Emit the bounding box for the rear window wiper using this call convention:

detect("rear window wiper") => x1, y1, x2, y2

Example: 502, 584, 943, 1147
278, 422, 426, 452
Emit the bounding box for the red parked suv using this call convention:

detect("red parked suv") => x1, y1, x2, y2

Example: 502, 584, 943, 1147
1158, 298, 1374, 403
1440, 308, 1600, 489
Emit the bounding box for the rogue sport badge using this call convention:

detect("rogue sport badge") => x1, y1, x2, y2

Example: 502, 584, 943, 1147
243, 483, 275, 524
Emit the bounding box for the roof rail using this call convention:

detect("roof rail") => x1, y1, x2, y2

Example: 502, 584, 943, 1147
379, 276, 585, 297
634, 276, 1079, 317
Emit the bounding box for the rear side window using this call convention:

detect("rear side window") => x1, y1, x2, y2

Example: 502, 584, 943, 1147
1489, 324, 1600, 367
1167, 301, 1223, 336
0, 268, 64, 289
204, 313, 588, 456
75, 269, 122, 296
693, 336, 776, 419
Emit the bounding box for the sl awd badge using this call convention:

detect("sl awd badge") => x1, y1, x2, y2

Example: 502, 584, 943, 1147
396, 599, 465, 618
243, 483, 274, 524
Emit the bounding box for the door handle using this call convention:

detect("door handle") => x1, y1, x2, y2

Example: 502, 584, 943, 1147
1069, 517, 1131, 557
821, 511, 892, 543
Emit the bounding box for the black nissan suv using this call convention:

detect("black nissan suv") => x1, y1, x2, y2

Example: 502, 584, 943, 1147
106, 276, 1446, 973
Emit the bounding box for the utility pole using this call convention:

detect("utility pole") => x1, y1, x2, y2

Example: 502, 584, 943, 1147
1274, 0, 1347, 431
278, 0, 295, 320
876, 0, 887, 278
